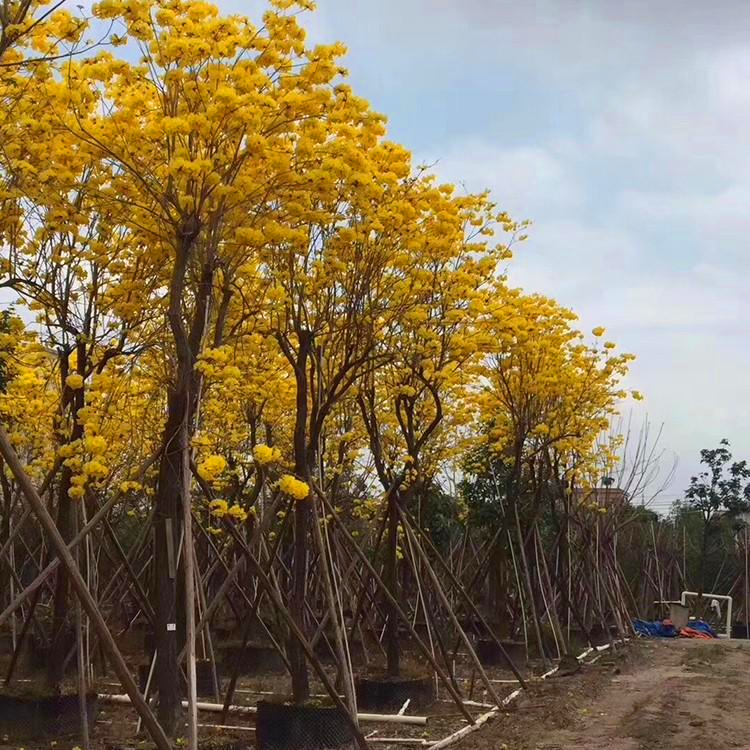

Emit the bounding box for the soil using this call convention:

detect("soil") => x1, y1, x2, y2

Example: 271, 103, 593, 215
2, 638, 747, 749
457, 638, 750, 750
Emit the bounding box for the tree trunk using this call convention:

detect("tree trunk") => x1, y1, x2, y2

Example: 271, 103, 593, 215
0, 463, 12, 619
385, 491, 400, 677
288, 331, 312, 703
700, 519, 709, 597
152, 223, 207, 732
48, 354, 85, 689
153, 387, 188, 734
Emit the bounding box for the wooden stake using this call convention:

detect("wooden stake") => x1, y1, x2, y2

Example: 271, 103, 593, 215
397, 509, 504, 708
0, 425, 172, 750
180, 421, 198, 750
75, 506, 90, 750
403, 509, 527, 688
310, 491, 358, 722
0, 474, 157, 631
316, 490, 474, 725
225, 526, 369, 750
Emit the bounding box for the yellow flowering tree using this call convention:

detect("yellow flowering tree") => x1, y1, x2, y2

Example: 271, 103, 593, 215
64, 0, 400, 719
0, 0, 651, 738
476, 288, 634, 659
354, 185, 521, 676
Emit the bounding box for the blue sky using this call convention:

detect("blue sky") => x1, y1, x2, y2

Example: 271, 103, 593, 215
263, 0, 750, 506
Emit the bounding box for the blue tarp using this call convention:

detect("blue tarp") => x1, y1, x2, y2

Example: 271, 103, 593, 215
634, 619, 678, 638
633, 618, 718, 638
686, 620, 718, 638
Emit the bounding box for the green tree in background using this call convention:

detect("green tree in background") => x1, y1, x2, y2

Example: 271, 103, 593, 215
684, 439, 750, 595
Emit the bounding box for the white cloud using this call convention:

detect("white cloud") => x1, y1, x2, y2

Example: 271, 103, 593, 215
421, 140, 583, 220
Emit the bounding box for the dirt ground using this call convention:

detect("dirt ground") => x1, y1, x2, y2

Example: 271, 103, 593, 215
2, 638, 748, 749
459, 638, 750, 750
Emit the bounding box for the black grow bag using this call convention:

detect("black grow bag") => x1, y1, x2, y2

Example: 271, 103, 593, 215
355, 673, 435, 711
476, 638, 526, 668
220, 642, 285, 674
256, 700, 357, 750
0, 691, 98, 739
138, 659, 221, 697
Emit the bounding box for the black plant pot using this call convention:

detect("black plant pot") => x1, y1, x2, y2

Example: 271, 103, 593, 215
256, 700, 357, 750
28, 629, 77, 675
476, 638, 526, 668
313, 638, 365, 666
220, 642, 285, 675
355, 673, 435, 711
0, 691, 98, 739
138, 659, 221, 697
196, 659, 221, 696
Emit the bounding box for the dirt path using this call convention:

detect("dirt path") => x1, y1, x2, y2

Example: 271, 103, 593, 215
459, 638, 750, 750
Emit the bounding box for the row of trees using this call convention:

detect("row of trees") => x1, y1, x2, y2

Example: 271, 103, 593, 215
0, 1, 643, 746
599, 439, 749, 628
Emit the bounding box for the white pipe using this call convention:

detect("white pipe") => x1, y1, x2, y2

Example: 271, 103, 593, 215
99, 694, 428, 725
458, 700, 494, 709
455, 677, 540, 684
428, 707, 498, 750
501, 688, 522, 705
680, 591, 732, 638
428, 639, 623, 750
369, 740, 431, 745
198, 724, 254, 732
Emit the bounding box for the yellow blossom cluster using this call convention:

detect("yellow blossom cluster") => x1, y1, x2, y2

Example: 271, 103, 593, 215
278, 474, 310, 500
65, 373, 84, 390
254, 444, 282, 465
197, 455, 228, 483
209, 498, 248, 522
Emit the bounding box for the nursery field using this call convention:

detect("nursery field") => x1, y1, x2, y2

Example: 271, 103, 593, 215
3, 2, 749, 750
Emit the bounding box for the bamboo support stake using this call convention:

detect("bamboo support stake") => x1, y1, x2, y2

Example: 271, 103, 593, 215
75, 507, 90, 750
225, 527, 369, 750
400, 518, 440, 695
135, 650, 157, 735
0, 507, 30, 566
0, 460, 160, 631
219, 508, 292, 721
428, 706, 498, 750
311, 491, 358, 722
316, 489, 475, 725
192, 544, 220, 702
181, 422, 199, 750
0, 425, 172, 750
397, 510, 504, 708
535, 527, 565, 657
403, 510, 527, 689
514, 507, 548, 665
186, 477, 287, 641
